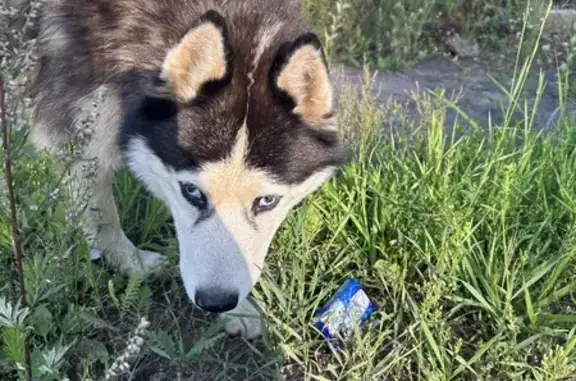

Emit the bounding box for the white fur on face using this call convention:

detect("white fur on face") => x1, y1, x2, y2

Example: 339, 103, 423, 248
125, 129, 335, 304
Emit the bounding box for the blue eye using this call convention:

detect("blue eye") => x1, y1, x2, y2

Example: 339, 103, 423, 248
183, 183, 201, 198
253, 195, 281, 214
180, 182, 207, 209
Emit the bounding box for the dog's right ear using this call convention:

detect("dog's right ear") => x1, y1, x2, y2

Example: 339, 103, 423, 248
154, 10, 231, 103
270, 33, 334, 129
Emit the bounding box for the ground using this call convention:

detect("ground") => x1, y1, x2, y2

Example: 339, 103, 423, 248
1, 1, 576, 381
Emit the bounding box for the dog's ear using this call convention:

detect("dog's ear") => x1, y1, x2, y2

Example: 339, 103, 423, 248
270, 33, 334, 128
157, 10, 231, 102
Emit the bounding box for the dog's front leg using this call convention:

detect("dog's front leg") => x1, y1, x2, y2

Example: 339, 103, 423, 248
219, 297, 263, 340
70, 162, 164, 275
64, 90, 165, 275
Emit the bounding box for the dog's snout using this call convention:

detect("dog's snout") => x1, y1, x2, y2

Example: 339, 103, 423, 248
194, 288, 239, 313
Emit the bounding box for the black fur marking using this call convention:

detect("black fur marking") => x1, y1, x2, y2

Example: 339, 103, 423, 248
119, 94, 198, 170
193, 9, 227, 36
141, 97, 179, 121
244, 106, 346, 184
268, 42, 297, 111
194, 207, 214, 225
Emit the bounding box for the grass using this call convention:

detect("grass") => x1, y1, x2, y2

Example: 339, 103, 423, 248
304, 0, 547, 70
2, 0, 576, 380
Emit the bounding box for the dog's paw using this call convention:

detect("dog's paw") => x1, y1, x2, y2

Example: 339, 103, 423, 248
131, 249, 166, 275
220, 299, 263, 340
90, 245, 166, 276
223, 314, 262, 339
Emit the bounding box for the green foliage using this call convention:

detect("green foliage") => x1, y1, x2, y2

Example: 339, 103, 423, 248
150, 320, 227, 366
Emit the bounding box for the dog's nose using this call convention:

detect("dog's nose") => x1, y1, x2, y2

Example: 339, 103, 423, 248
194, 289, 239, 313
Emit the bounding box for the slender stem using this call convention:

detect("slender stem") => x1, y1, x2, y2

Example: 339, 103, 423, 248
0, 76, 33, 381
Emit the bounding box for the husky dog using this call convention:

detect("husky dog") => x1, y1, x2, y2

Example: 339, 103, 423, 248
30, 0, 345, 338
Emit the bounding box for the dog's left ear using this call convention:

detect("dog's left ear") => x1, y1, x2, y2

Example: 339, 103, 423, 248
271, 33, 334, 128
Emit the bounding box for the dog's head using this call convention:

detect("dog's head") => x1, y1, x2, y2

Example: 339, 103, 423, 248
121, 10, 345, 313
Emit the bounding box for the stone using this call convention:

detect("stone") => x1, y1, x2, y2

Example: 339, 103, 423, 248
445, 33, 479, 58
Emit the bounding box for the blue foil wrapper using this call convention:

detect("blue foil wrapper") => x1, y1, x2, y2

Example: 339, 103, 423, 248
312, 279, 375, 348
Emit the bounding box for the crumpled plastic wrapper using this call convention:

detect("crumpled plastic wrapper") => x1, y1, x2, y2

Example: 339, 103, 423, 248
312, 278, 375, 348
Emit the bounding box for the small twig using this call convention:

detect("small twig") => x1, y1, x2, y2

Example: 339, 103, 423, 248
0, 75, 33, 381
